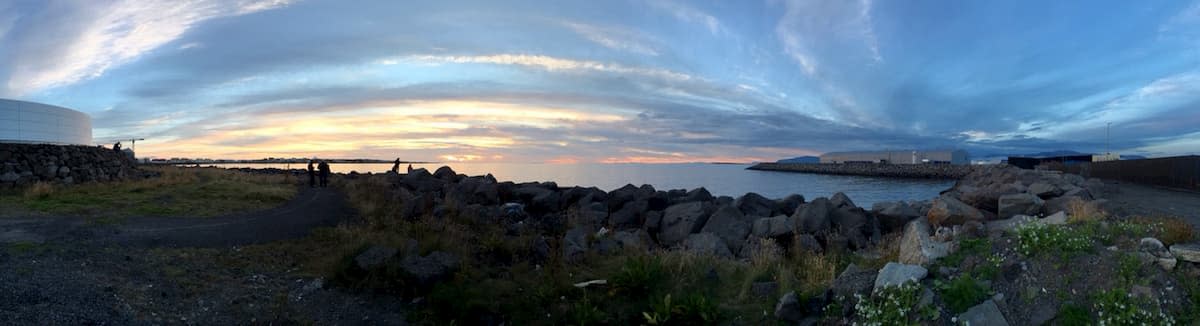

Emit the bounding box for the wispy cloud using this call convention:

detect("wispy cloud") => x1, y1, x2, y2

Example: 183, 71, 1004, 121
0, 0, 293, 96
401, 54, 695, 81
562, 22, 660, 56
646, 0, 722, 35
775, 0, 882, 76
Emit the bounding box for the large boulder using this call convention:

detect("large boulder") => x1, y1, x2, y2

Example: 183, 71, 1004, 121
682, 232, 733, 258
1028, 182, 1063, 199
774, 194, 806, 216
899, 218, 950, 266
1170, 243, 1200, 263
658, 202, 712, 246
927, 195, 986, 226
794, 197, 833, 234
1041, 195, 1083, 216
735, 192, 775, 217
613, 229, 655, 252
609, 199, 647, 229
955, 183, 1021, 213
354, 246, 398, 271
701, 205, 751, 252
562, 227, 592, 262
1140, 237, 1177, 270
831, 264, 877, 299
872, 201, 921, 234
680, 187, 714, 204
576, 202, 608, 227
996, 193, 1044, 219
830, 192, 857, 209
830, 207, 873, 250
874, 262, 928, 290
774, 291, 805, 322
606, 184, 643, 211
432, 166, 460, 182
958, 300, 1009, 326
751, 215, 794, 238
400, 251, 460, 287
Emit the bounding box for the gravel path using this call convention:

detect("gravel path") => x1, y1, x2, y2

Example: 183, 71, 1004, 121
0, 187, 353, 246
0, 187, 410, 325
1100, 180, 1200, 227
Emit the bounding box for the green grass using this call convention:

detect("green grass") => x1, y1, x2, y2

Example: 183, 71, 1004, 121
934, 274, 990, 314
0, 166, 297, 219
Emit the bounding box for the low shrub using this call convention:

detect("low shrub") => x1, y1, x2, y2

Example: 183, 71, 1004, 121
22, 182, 54, 199
1092, 288, 1176, 325
611, 255, 666, 297
1156, 216, 1196, 246
1057, 303, 1091, 325
1066, 197, 1107, 223
853, 282, 923, 325
935, 274, 989, 313
1014, 223, 1093, 257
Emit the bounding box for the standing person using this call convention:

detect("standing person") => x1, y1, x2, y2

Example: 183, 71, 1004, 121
390, 158, 401, 173
407, 164, 413, 173
307, 160, 316, 188
318, 160, 331, 187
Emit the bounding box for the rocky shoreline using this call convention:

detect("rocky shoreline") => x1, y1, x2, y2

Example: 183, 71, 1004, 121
351, 164, 1200, 324
747, 162, 977, 179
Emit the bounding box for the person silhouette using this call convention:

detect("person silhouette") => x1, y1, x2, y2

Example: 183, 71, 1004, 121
391, 158, 401, 173
318, 160, 331, 187
113, 141, 122, 152
307, 160, 316, 188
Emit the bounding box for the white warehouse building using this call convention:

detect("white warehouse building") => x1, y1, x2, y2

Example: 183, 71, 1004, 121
820, 150, 969, 165
0, 99, 92, 145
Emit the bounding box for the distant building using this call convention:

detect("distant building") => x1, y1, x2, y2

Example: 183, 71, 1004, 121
820, 150, 969, 165
1006, 154, 1094, 169
1092, 153, 1119, 162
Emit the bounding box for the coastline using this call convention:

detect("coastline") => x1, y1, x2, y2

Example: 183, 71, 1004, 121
746, 162, 978, 179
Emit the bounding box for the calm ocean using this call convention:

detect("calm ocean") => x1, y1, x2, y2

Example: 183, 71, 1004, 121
206, 163, 953, 207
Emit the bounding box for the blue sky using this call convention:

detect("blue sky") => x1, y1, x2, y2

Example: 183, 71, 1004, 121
1, 0, 1198, 162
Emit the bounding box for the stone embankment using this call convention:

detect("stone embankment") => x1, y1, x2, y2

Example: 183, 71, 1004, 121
0, 143, 139, 187
747, 162, 977, 179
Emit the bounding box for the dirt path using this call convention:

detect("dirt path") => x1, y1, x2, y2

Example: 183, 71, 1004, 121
1100, 180, 1200, 227
0, 187, 355, 247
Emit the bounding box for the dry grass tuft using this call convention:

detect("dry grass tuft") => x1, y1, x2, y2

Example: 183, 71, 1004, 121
23, 182, 54, 199
1157, 216, 1196, 246
1066, 197, 1108, 224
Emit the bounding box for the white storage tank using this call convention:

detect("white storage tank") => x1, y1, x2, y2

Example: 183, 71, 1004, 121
0, 99, 92, 145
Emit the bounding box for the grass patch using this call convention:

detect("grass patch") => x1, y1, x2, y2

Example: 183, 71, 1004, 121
853, 282, 925, 325
1057, 303, 1091, 325
1014, 223, 1093, 257
0, 166, 296, 219
1092, 288, 1176, 325
934, 274, 989, 313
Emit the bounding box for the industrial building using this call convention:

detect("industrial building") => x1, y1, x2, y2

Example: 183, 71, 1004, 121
0, 99, 92, 145
820, 150, 969, 165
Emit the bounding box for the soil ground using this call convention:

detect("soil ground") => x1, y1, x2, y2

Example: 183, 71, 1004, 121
1099, 181, 1200, 227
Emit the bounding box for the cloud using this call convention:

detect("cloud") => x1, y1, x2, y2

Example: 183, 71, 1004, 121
646, 0, 723, 35
0, 0, 292, 96
775, 0, 882, 76
562, 22, 660, 56
401, 54, 695, 82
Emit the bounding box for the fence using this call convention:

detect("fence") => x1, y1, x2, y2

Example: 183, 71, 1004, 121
1051, 156, 1200, 191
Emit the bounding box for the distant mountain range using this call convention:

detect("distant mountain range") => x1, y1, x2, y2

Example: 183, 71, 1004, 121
775, 150, 1149, 164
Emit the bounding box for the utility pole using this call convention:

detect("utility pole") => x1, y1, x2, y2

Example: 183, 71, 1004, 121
1106, 122, 1111, 157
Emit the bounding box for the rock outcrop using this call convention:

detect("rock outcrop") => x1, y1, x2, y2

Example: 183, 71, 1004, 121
1, 143, 140, 187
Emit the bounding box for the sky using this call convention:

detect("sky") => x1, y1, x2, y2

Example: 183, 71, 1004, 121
1, 0, 1199, 162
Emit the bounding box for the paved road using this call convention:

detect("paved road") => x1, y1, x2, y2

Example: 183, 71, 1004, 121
0, 187, 355, 247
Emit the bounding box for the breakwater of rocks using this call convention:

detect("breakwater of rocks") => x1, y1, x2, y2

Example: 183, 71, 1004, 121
1, 143, 139, 187
747, 162, 977, 179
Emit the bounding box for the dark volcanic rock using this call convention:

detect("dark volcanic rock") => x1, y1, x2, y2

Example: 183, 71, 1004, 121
658, 202, 711, 246
682, 233, 733, 258
701, 205, 751, 252
794, 197, 834, 234
871, 201, 921, 234
735, 192, 775, 217
774, 194, 806, 216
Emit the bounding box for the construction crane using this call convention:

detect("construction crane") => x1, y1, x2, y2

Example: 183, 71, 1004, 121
126, 138, 146, 152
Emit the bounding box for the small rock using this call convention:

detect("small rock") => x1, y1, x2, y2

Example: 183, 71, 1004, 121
958, 300, 1009, 326
751, 281, 779, 299
399, 251, 460, 286
354, 246, 398, 271
774, 291, 805, 322
1040, 211, 1067, 225
874, 262, 928, 290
